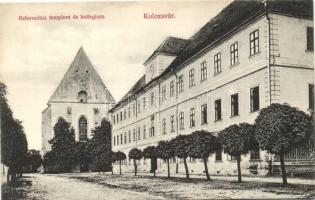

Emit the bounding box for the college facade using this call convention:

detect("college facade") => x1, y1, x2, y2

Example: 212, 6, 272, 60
110, 0, 314, 176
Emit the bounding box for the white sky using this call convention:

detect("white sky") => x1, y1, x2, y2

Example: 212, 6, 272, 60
0, 1, 231, 150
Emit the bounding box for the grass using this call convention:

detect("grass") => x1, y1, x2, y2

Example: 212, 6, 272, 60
65, 173, 315, 199
1, 176, 33, 200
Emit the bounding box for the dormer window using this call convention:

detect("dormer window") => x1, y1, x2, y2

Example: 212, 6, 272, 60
78, 91, 87, 103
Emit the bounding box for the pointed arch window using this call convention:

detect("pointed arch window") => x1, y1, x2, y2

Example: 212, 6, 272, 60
79, 116, 88, 141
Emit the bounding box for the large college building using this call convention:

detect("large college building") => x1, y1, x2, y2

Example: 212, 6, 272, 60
42, 47, 115, 155
110, 0, 314, 175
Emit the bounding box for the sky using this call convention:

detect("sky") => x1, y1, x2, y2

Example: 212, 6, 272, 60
0, 0, 231, 150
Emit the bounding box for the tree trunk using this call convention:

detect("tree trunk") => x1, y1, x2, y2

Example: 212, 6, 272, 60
119, 160, 122, 175
237, 155, 242, 183
176, 162, 178, 174
153, 170, 156, 177
203, 157, 211, 181
167, 158, 170, 178
280, 153, 288, 185
268, 159, 273, 176
7, 167, 10, 183
134, 159, 137, 176
183, 157, 189, 180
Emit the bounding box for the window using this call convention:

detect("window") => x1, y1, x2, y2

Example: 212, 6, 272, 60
120, 112, 123, 121
215, 149, 222, 161
190, 108, 195, 127
78, 91, 87, 103
231, 93, 239, 117
124, 132, 127, 144
201, 104, 207, 124
133, 129, 136, 142
116, 114, 119, 122
67, 107, 72, 114
177, 75, 184, 93
309, 84, 314, 110
162, 86, 166, 101
123, 110, 126, 120
143, 97, 146, 110
215, 99, 222, 121
93, 108, 99, 115
162, 118, 166, 134
170, 115, 175, 133
170, 81, 175, 97
132, 104, 136, 116
113, 115, 116, 124
150, 115, 155, 137
138, 101, 141, 113
250, 29, 259, 56
128, 107, 131, 118
250, 149, 260, 160
120, 133, 123, 144
179, 112, 184, 130
143, 126, 146, 139
214, 53, 221, 74
230, 42, 239, 65
228, 155, 238, 161
113, 136, 116, 146
307, 27, 314, 51
79, 116, 87, 141
250, 86, 260, 112
128, 131, 131, 143
117, 135, 119, 145
201, 61, 207, 81
138, 127, 141, 140
189, 69, 195, 87
151, 92, 154, 106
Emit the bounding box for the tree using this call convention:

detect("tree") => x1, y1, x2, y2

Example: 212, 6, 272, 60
171, 134, 194, 180
143, 146, 158, 177
128, 148, 142, 176
76, 142, 91, 172
89, 119, 112, 174
26, 150, 42, 172
218, 123, 255, 183
1, 82, 28, 183
189, 131, 221, 181
156, 141, 174, 178
115, 151, 126, 175
47, 117, 77, 172
111, 151, 117, 174
254, 103, 313, 185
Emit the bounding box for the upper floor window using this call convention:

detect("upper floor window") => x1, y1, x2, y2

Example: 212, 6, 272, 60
307, 27, 314, 51
143, 126, 146, 139
231, 93, 239, 117
124, 132, 127, 144
214, 53, 221, 74
309, 84, 314, 110
151, 92, 155, 106
250, 29, 259, 56
190, 108, 195, 127
79, 116, 87, 141
189, 69, 195, 87
215, 99, 222, 121
250, 86, 260, 112
128, 107, 131, 118
78, 91, 87, 103
179, 112, 184, 130
177, 75, 184, 93
120, 133, 123, 144
117, 135, 119, 145
138, 101, 141, 113
132, 103, 136, 116
150, 115, 155, 137
162, 86, 166, 101
123, 110, 126, 120
230, 42, 239, 66
201, 61, 207, 81
133, 129, 136, 142
143, 97, 146, 110
113, 136, 116, 146
120, 112, 122, 121
116, 114, 119, 123
201, 104, 207, 124
113, 115, 116, 124
128, 131, 131, 143
162, 118, 166, 134
170, 115, 175, 132
170, 81, 175, 97
138, 127, 141, 140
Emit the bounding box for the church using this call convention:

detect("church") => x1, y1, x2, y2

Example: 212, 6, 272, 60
41, 47, 115, 155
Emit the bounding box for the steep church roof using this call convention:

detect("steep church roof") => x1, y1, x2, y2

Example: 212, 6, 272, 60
48, 47, 115, 104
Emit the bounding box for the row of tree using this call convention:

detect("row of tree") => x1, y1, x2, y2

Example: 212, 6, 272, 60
116, 104, 313, 185
1, 82, 29, 183
43, 118, 112, 173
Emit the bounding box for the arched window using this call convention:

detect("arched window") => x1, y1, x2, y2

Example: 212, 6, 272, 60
79, 116, 87, 141
78, 91, 87, 103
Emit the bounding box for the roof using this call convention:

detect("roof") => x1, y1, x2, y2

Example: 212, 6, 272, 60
144, 37, 188, 65
110, 0, 313, 113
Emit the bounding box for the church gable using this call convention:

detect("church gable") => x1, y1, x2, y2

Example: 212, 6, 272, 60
49, 47, 115, 104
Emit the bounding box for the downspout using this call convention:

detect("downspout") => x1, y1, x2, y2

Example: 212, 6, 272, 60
172, 68, 179, 174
